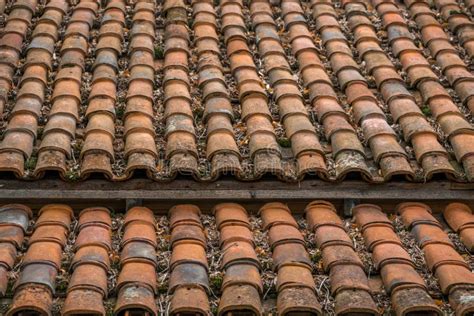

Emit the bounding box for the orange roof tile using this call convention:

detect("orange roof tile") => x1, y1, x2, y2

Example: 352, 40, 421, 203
0, 200, 471, 314
0, 0, 472, 184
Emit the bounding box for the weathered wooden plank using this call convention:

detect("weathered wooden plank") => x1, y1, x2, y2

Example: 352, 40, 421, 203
0, 179, 471, 215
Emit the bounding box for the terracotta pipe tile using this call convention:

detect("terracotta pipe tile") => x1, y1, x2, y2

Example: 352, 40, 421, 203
170, 241, 208, 270
120, 240, 157, 267
0, 243, 17, 295
74, 225, 112, 251
62, 288, 105, 315
124, 207, 156, 228
221, 241, 259, 269
444, 203, 474, 251
170, 286, 210, 316
435, 264, 474, 295
304, 200, 343, 230
352, 204, 392, 231
314, 225, 353, 250
276, 264, 316, 292
36, 204, 73, 229
28, 224, 67, 246
391, 287, 442, 316
423, 243, 469, 272
168, 262, 209, 294
272, 243, 312, 271
380, 262, 426, 293
411, 224, 453, 248
259, 203, 298, 229
362, 225, 401, 251
169, 204, 201, 229
170, 224, 206, 248
329, 264, 372, 294
218, 283, 262, 316
267, 224, 305, 248
116, 203, 157, 314
122, 222, 157, 248
322, 244, 364, 272
219, 224, 254, 248
213, 203, 250, 229
72, 245, 110, 270
222, 263, 263, 294
117, 262, 157, 295
396, 202, 440, 229
277, 287, 322, 315
67, 263, 108, 297
7, 284, 53, 316
0, 205, 32, 233
14, 262, 58, 295
371, 243, 413, 270
115, 284, 157, 316
352, 203, 439, 315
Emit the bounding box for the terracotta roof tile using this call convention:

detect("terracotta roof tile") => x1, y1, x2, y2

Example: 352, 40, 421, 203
260, 202, 322, 315
115, 206, 157, 315
62, 207, 111, 315
7, 204, 72, 316
0, 0, 473, 183
343, 0, 456, 180
305, 201, 379, 315
443, 202, 474, 251
81, 0, 126, 179
405, 0, 474, 114
397, 202, 474, 315
214, 203, 263, 315
0, 201, 471, 314
373, 0, 474, 181
169, 204, 210, 315
0, 204, 31, 296
353, 204, 441, 315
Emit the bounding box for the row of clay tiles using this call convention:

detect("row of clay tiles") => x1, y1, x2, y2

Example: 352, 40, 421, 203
0, 201, 473, 315
0, 0, 473, 183
370, 0, 474, 179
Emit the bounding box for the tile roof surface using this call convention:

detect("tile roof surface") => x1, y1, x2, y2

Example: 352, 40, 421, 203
0, 201, 472, 315
0, 0, 472, 183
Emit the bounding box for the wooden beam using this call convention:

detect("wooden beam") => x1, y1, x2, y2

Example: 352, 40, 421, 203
0, 179, 471, 201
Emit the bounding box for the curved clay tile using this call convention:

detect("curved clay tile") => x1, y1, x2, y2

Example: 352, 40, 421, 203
62, 207, 111, 315
309, 0, 414, 181
219, 0, 284, 178
0, 204, 31, 296
213, 203, 263, 315
162, 0, 199, 177
372, 0, 474, 181
81, 0, 126, 179
33, 0, 99, 178
192, 0, 242, 178
342, 0, 456, 180
115, 206, 158, 315
418, 0, 474, 59
397, 202, 474, 315
122, 1, 158, 178
249, 0, 328, 179
7, 204, 73, 316
404, 0, 474, 114
0, 0, 38, 114
280, 0, 372, 180
0, 0, 68, 177
305, 201, 378, 315
168, 204, 210, 315
444, 203, 474, 252
353, 204, 441, 315
260, 202, 322, 315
